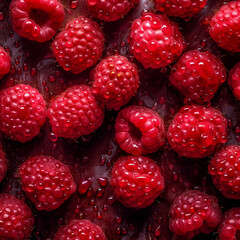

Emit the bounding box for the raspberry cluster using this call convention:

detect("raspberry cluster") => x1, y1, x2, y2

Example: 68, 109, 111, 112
228, 62, 240, 101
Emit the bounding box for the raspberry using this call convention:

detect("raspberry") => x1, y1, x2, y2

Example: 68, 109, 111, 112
19, 156, 77, 211
91, 55, 140, 110
0, 193, 34, 240
115, 105, 166, 155
10, 0, 65, 42
47, 85, 104, 139
0, 147, 7, 183
228, 62, 240, 101
111, 155, 164, 208
0, 47, 11, 79
52, 17, 105, 74
154, 0, 207, 18
169, 190, 222, 240
209, 1, 240, 52
55, 219, 106, 240
128, 12, 185, 69
218, 208, 240, 240
169, 50, 227, 103
167, 105, 228, 158
85, 0, 139, 22
0, 84, 46, 143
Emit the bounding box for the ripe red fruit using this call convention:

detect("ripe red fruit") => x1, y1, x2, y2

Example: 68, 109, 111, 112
54, 219, 107, 240
209, 1, 240, 52
169, 50, 227, 103
167, 105, 228, 158
0, 193, 34, 240
228, 62, 240, 101
0, 47, 11, 79
128, 12, 185, 69
85, 0, 139, 22
10, 0, 65, 42
0, 84, 46, 142
111, 155, 164, 208
91, 55, 140, 110
19, 156, 77, 211
52, 17, 105, 74
0, 147, 7, 183
208, 145, 240, 199
169, 190, 222, 240
47, 85, 104, 139
115, 105, 166, 155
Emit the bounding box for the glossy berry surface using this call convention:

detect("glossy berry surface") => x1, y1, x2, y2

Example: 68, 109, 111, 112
91, 55, 139, 110
19, 156, 77, 211
52, 16, 105, 74
0, 147, 7, 183
115, 105, 166, 155
0, 193, 34, 240
167, 105, 228, 158
0, 84, 46, 143
228, 62, 240, 101
209, 1, 240, 52
47, 85, 104, 139
169, 190, 222, 239
0, 47, 11, 79
10, 0, 65, 42
128, 12, 185, 69
170, 50, 226, 103
111, 155, 164, 208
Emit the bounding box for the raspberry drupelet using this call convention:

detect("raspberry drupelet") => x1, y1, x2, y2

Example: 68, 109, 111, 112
10, 0, 65, 42
91, 55, 140, 110
128, 12, 185, 69
19, 156, 77, 211
169, 50, 227, 103
228, 62, 240, 101
52, 16, 105, 74
115, 105, 166, 155
0, 47, 11, 79
0, 84, 47, 143
167, 105, 228, 158
0, 147, 7, 183
111, 155, 165, 208
169, 190, 222, 240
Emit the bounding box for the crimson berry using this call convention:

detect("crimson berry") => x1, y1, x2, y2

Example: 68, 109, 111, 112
228, 62, 240, 101
0, 47, 11, 79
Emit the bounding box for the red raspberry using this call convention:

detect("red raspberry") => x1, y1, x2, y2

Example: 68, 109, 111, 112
85, 0, 139, 22
169, 190, 222, 240
0, 47, 11, 79
0, 193, 34, 240
91, 55, 140, 110
10, 0, 65, 42
228, 62, 240, 101
19, 156, 77, 211
0, 84, 46, 143
209, 1, 240, 52
218, 208, 240, 240
55, 219, 106, 240
115, 105, 166, 155
0, 147, 7, 183
167, 105, 228, 158
154, 0, 207, 18
128, 12, 185, 69
111, 155, 164, 208
169, 50, 227, 103
47, 85, 104, 139
52, 17, 105, 74
208, 145, 240, 199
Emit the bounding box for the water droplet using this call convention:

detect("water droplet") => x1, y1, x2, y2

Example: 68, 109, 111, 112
99, 156, 106, 166
0, 12, 4, 21
107, 195, 116, 205
30, 68, 37, 76
49, 132, 58, 142
115, 216, 122, 224
154, 226, 161, 237
97, 212, 103, 220
97, 177, 108, 187
78, 178, 92, 195
96, 188, 104, 197
23, 63, 28, 71
48, 75, 55, 82
70, 0, 78, 9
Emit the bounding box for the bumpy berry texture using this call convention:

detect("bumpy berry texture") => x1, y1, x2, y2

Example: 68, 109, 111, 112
85, 0, 139, 22
115, 105, 166, 155
218, 208, 240, 240
0, 47, 11, 79
0, 147, 7, 183
208, 145, 240, 199
209, 1, 240, 52
0, 193, 34, 240
111, 155, 164, 208
19, 156, 77, 211
167, 105, 228, 158
154, 0, 207, 18
128, 12, 185, 69
228, 62, 240, 101
91, 55, 140, 110
10, 0, 65, 42
52, 16, 105, 74
169, 50, 226, 103
169, 190, 222, 240
47, 85, 104, 139
0, 84, 46, 143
